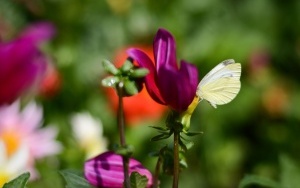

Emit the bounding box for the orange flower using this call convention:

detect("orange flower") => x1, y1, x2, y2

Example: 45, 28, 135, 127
104, 45, 167, 126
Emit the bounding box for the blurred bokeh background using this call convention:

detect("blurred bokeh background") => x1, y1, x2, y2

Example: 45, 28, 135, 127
1, 0, 300, 187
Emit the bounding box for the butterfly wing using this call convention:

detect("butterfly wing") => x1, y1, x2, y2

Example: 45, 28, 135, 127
196, 59, 241, 108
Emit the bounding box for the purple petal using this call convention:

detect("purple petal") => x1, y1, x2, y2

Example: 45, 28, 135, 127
0, 41, 32, 79
153, 28, 177, 72
157, 65, 193, 112
127, 48, 165, 104
0, 22, 53, 77
179, 60, 199, 103
0, 56, 46, 104
84, 151, 153, 188
19, 22, 56, 43
0, 24, 49, 105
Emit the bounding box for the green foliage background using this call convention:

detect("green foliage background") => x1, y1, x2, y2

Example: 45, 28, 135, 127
1, 0, 300, 187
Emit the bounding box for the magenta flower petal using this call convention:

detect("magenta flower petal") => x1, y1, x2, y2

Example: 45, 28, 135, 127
127, 48, 166, 105
19, 22, 56, 43
179, 60, 199, 102
128, 28, 199, 112
154, 28, 177, 71
157, 65, 195, 111
84, 151, 153, 188
0, 23, 53, 105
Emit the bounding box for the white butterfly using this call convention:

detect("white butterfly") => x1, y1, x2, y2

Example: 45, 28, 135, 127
196, 59, 241, 108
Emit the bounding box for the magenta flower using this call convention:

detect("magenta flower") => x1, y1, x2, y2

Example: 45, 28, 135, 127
127, 29, 199, 112
84, 151, 153, 188
0, 22, 55, 105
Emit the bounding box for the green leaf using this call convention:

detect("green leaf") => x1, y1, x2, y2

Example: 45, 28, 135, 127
60, 169, 93, 188
178, 140, 194, 150
102, 76, 120, 87
185, 141, 194, 150
280, 154, 300, 188
102, 59, 119, 75
238, 175, 280, 188
178, 138, 187, 152
124, 79, 138, 95
148, 151, 159, 157
130, 172, 148, 188
149, 126, 169, 132
3, 172, 30, 188
184, 131, 204, 137
179, 153, 188, 169
151, 133, 172, 141
130, 68, 149, 78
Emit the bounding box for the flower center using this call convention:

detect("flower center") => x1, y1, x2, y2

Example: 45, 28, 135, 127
0, 171, 10, 187
0, 130, 21, 157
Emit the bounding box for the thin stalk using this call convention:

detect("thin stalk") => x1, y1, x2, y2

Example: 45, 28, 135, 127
153, 153, 163, 188
173, 131, 180, 188
117, 82, 130, 188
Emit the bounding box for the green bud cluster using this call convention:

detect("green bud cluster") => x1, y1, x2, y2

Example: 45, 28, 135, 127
101, 58, 149, 96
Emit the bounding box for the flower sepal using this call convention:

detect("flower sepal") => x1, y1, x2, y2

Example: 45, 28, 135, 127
120, 58, 134, 72
102, 76, 120, 87
179, 96, 200, 132
123, 78, 142, 96
102, 59, 119, 75
165, 111, 184, 132
130, 172, 150, 188
114, 144, 135, 158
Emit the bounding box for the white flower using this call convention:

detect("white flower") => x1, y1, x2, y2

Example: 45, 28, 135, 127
70, 112, 108, 159
0, 140, 29, 187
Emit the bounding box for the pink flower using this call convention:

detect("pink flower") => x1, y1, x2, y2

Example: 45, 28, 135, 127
127, 29, 199, 112
84, 151, 153, 188
0, 22, 55, 105
0, 101, 62, 178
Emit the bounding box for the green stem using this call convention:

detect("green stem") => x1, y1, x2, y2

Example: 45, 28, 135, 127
173, 131, 180, 188
117, 82, 130, 188
153, 152, 163, 188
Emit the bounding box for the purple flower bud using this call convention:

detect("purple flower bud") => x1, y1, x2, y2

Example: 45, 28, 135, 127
84, 151, 153, 188
127, 29, 199, 112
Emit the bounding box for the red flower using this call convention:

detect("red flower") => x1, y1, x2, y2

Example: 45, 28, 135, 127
39, 63, 61, 98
